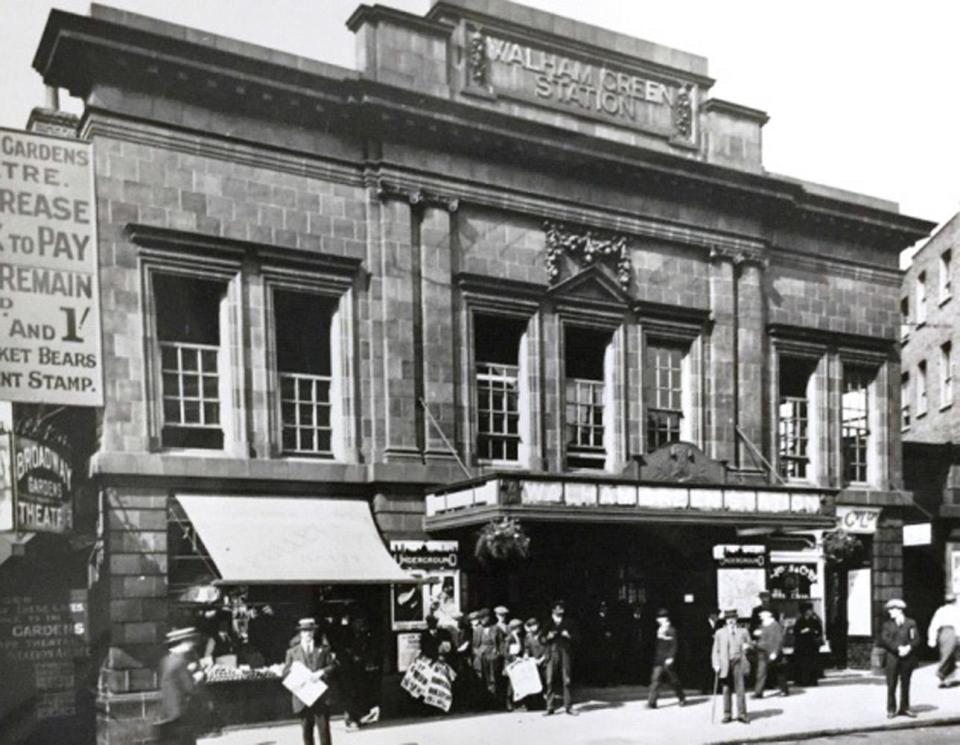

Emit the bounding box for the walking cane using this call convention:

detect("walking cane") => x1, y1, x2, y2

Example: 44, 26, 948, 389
710, 669, 719, 724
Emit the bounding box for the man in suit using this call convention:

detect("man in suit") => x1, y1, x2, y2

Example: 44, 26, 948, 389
542, 600, 577, 716
927, 592, 960, 687
711, 609, 752, 724
753, 609, 788, 698
156, 627, 204, 745
647, 608, 686, 709
283, 618, 338, 745
878, 599, 922, 719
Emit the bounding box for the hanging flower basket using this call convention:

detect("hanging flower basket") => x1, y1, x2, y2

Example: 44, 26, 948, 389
822, 529, 864, 566
475, 518, 531, 566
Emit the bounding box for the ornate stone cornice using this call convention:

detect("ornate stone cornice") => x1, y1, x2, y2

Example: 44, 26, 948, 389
375, 179, 460, 212
543, 220, 631, 292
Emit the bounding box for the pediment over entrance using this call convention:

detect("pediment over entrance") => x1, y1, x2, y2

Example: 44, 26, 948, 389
546, 264, 632, 309
634, 441, 727, 484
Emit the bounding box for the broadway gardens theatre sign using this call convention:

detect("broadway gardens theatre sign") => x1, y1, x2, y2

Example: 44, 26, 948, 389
465, 28, 697, 142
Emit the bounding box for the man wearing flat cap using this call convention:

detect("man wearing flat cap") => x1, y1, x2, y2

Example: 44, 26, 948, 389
155, 627, 203, 745
877, 599, 921, 719
283, 618, 337, 745
711, 610, 751, 724
927, 592, 960, 687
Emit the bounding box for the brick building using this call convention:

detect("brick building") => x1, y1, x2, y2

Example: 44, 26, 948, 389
901, 213, 960, 627
28, 1, 933, 742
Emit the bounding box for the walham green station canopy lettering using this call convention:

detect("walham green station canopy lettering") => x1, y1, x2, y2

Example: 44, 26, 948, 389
0, 128, 102, 406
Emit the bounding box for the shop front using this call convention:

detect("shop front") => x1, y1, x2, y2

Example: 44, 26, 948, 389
167, 495, 415, 729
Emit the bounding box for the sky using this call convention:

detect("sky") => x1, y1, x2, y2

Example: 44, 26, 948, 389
2, 0, 958, 256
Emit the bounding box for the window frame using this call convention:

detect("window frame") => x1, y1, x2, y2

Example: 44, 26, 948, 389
638, 306, 706, 456
644, 341, 691, 452
916, 271, 928, 326
458, 273, 541, 470
264, 267, 356, 462
774, 351, 821, 484
942, 342, 953, 409
900, 296, 910, 341
901, 372, 911, 431
561, 321, 614, 471
841, 365, 873, 486
917, 360, 928, 417
142, 253, 244, 455
940, 249, 952, 305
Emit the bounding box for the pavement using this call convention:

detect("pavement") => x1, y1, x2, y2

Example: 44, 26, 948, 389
199, 664, 960, 745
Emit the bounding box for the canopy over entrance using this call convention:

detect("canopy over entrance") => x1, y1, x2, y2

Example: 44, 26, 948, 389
176, 495, 415, 584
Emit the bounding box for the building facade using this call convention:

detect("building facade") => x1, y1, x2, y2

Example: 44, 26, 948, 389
27, 1, 933, 742
901, 213, 960, 627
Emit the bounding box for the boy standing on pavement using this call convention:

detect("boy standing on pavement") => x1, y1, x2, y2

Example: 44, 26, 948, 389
753, 609, 788, 698
711, 610, 751, 724
647, 608, 686, 709
522, 617, 547, 709
878, 598, 921, 719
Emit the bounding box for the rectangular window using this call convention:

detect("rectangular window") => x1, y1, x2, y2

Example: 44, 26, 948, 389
778, 359, 815, 480
917, 272, 927, 325
941, 250, 952, 303
900, 297, 909, 341
942, 342, 953, 408
918, 360, 928, 416
646, 344, 684, 451
474, 315, 525, 462
155, 274, 226, 449
275, 290, 335, 456
564, 326, 608, 469
842, 367, 872, 484
901, 372, 911, 430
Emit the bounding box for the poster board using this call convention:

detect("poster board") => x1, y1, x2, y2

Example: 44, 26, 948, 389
390, 541, 460, 631
0, 128, 102, 406
396, 632, 421, 673
847, 567, 872, 637
714, 544, 766, 617
717, 568, 766, 618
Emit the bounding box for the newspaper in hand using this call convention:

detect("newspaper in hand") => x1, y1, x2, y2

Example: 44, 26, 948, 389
282, 660, 328, 707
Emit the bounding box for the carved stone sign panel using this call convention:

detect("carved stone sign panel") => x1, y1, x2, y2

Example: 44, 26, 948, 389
464, 26, 697, 143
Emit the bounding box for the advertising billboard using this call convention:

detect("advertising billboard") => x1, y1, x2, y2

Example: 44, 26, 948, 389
0, 128, 102, 406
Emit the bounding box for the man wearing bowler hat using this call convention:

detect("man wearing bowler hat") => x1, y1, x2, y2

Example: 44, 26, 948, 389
878, 599, 921, 719
283, 618, 337, 745
711, 610, 751, 724
647, 608, 686, 709
155, 627, 203, 745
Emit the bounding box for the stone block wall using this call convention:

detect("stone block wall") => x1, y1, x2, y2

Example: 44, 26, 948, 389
902, 213, 960, 445
768, 255, 901, 339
